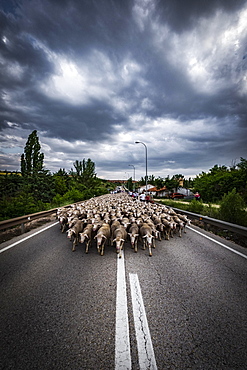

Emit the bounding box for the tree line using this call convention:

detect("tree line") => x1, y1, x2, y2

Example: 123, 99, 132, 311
127, 159, 247, 204
0, 131, 115, 220
0, 130, 247, 222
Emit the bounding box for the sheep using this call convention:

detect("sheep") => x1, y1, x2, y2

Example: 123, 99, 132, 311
112, 225, 127, 258
67, 220, 84, 251
120, 217, 131, 230
94, 223, 111, 256
152, 215, 165, 239
160, 216, 174, 240
68, 216, 79, 229
59, 192, 191, 258
56, 207, 67, 219
145, 219, 160, 244
92, 220, 104, 233
139, 223, 154, 257
59, 212, 68, 233
79, 224, 94, 253
128, 223, 139, 252
111, 220, 121, 246
177, 214, 191, 233
171, 215, 184, 237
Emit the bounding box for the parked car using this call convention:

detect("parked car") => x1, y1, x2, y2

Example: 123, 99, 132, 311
170, 192, 185, 199
184, 194, 195, 200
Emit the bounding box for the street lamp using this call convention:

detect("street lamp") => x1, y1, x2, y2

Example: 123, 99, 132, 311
135, 141, 148, 193
128, 164, 135, 191
125, 172, 129, 190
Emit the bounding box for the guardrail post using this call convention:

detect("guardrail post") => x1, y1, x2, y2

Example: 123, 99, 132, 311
21, 222, 25, 234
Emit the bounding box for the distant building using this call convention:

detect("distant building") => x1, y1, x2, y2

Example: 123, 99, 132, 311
176, 187, 194, 196
138, 184, 155, 193
143, 186, 169, 198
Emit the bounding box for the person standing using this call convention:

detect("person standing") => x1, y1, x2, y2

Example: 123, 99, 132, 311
140, 192, 146, 202
195, 192, 200, 200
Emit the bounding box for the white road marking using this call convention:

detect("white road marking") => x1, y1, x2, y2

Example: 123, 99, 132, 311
115, 250, 131, 369
187, 226, 247, 260
129, 273, 158, 370
0, 222, 59, 254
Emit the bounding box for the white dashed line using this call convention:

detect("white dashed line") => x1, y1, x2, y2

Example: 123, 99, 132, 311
129, 273, 157, 370
115, 250, 131, 369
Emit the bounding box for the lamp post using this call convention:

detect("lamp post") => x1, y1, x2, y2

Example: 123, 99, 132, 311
135, 141, 148, 193
125, 172, 129, 191
128, 164, 135, 191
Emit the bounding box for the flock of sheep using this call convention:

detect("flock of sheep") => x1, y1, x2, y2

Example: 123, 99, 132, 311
57, 193, 191, 257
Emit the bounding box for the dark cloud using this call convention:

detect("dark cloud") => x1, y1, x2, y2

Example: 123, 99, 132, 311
157, 0, 247, 33
0, 0, 247, 179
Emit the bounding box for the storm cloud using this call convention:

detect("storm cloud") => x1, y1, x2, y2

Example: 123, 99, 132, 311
0, 0, 247, 179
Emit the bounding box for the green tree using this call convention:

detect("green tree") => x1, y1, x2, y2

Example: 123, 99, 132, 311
69, 158, 99, 194
154, 176, 164, 189
0, 172, 24, 198
193, 160, 247, 203
127, 177, 133, 191
81, 158, 96, 186
236, 157, 247, 202
73, 160, 83, 176
183, 177, 194, 189
53, 168, 69, 195
164, 175, 178, 192
27, 170, 55, 203
21, 130, 44, 177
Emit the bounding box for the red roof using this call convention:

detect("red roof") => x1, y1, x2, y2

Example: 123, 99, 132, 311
148, 186, 167, 192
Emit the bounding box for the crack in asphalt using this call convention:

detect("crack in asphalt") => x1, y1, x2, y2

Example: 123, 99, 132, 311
129, 273, 157, 370
133, 279, 152, 369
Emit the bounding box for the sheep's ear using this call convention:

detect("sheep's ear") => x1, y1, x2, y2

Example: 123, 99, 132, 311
135, 234, 139, 237
113, 238, 116, 242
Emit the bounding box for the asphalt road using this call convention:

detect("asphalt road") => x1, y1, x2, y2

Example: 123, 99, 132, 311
0, 222, 246, 370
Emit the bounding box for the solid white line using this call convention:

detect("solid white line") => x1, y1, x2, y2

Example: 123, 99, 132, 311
115, 250, 132, 370
129, 273, 157, 370
0, 222, 59, 254
187, 226, 247, 260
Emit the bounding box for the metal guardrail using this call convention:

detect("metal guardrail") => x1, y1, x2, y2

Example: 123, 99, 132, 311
171, 207, 247, 238
1, 201, 247, 239
0, 208, 58, 233
0, 199, 91, 234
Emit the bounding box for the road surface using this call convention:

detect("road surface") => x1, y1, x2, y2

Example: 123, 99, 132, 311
1, 221, 246, 369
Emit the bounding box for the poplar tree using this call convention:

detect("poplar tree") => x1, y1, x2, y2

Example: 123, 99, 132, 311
21, 130, 44, 176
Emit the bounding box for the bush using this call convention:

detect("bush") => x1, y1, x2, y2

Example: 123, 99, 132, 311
203, 204, 219, 219
0, 193, 39, 220
62, 188, 86, 203
51, 194, 65, 207
219, 188, 247, 226
187, 199, 204, 214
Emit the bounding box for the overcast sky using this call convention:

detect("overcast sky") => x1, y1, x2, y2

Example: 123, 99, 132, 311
0, 0, 247, 180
